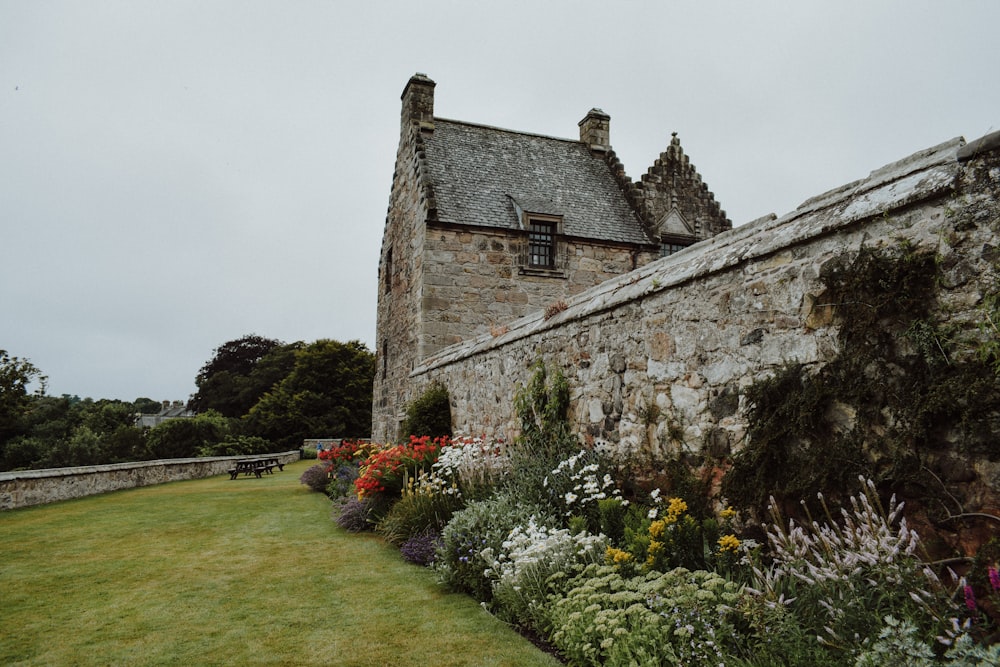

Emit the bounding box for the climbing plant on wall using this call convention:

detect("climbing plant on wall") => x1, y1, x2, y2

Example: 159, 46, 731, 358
723, 242, 1000, 518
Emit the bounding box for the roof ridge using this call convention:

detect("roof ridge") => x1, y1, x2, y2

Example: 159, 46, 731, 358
433, 117, 583, 145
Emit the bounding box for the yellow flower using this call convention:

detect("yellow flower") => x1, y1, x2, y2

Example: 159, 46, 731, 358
719, 506, 737, 520
648, 519, 667, 540
664, 497, 687, 524
717, 534, 741, 553
645, 539, 664, 568
606, 546, 633, 565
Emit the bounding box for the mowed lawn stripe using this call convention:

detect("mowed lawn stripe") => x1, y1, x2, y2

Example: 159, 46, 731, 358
0, 460, 561, 666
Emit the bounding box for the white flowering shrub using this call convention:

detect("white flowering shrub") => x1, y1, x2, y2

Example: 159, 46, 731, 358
482, 516, 607, 627
413, 436, 509, 501
745, 477, 956, 660
543, 449, 622, 531
433, 492, 555, 602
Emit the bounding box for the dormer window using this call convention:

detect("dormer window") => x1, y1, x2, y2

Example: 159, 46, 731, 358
660, 242, 690, 257
655, 207, 696, 258
528, 219, 556, 268
513, 206, 565, 276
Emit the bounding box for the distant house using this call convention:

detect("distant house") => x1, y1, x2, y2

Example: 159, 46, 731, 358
372, 73, 732, 441
135, 400, 194, 428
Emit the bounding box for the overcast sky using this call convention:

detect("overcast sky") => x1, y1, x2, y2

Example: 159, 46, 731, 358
2, 1, 998, 402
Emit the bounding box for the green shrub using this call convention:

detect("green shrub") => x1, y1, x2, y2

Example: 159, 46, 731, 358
504, 362, 586, 513
198, 435, 271, 457
434, 492, 554, 602
145, 410, 231, 459
548, 564, 741, 667
375, 487, 464, 546
399, 381, 452, 441
598, 498, 627, 544
325, 462, 359, 500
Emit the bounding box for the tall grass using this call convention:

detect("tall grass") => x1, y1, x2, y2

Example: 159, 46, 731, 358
0, 460, 560, 666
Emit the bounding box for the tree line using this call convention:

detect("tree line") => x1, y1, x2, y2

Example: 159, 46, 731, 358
0, 336, 375, 472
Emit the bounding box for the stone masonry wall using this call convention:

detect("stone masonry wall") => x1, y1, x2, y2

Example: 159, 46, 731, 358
421, 222, 658, 350
0, 451, 301, 510
409, 136, 1000, 504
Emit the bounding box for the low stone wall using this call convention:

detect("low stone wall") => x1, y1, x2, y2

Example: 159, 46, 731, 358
0, 451, 301, 511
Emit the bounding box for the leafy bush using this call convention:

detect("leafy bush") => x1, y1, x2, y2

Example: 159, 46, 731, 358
299, 464, 330, 493
325, 462, 359, 500
198, 435, 271, 457
548, 564, 741, 667
399, 381, 452, 441
504, 362, 586, 511
434, 492, 554, 602
375, 485, 464, 546
145, 410, 230, 459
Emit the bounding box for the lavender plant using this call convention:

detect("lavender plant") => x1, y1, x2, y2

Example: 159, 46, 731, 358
298, 464, 330, 493
334, 496, 379, 532
400, 529, 442, 566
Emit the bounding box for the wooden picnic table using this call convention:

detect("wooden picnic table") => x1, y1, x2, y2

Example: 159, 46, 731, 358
228, 457, 284, 480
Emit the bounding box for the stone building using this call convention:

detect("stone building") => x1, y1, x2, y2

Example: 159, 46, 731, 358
373, 73, 731, 441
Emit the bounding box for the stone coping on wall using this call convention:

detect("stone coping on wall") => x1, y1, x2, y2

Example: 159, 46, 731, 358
0, 452, 300, 481
0, 451, 301, 510
412, 136, 966, 375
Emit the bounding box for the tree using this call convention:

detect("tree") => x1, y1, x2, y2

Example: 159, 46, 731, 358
0, 349, 46, 445
144, 410, 230, 459
133, 397, 162, 414
399, 381, 452, 441
188, 335, 294, 417
243, 339, 375, 449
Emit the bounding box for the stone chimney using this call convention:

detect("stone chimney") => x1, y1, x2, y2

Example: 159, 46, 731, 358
578, 108, 610, 154
401, 72, 436, 133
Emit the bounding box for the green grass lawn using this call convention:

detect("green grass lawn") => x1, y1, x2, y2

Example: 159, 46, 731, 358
0, 460, 561, 666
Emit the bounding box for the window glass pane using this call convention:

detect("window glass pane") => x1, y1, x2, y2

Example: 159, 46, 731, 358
660, 243, 688, 257
529, 221, 555, 267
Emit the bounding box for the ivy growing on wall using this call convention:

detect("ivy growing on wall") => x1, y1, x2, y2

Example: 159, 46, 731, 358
723, 242, 1000, 517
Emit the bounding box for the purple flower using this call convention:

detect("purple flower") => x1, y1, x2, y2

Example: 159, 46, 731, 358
964, 583, 977, 613
989, 566, 1000, 593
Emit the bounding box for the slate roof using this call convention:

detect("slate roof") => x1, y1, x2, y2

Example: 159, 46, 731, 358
421, 119, 655, 246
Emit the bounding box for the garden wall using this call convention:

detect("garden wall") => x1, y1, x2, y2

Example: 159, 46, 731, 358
0, 451, 301, 510
410, 132, 1000, 503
